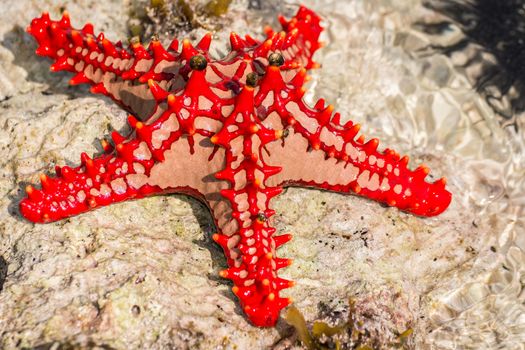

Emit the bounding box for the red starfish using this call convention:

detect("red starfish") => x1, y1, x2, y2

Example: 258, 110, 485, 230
20, 6, 451, 327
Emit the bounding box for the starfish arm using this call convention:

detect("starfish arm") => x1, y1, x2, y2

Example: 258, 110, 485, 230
210, 86, 293, 327
266, 127, 452, 216
19, 135, 163, 223
254, 64, 452, 217
26, 11, 184, 119
19, 64, 230, 223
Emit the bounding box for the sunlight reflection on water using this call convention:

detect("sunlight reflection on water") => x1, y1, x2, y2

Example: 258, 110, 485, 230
291, 0, 525, 348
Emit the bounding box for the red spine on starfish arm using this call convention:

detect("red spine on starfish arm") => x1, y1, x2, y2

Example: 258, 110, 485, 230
211, 79, 294, 326
26, 10, 182, 117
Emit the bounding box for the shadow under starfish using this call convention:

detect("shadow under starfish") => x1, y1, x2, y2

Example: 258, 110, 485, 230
19, 6, 451, 327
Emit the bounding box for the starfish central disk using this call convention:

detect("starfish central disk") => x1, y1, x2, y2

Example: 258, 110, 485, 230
21, 6, 451, 327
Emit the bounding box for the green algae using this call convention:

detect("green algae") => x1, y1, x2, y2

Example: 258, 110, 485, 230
285, 306, 317, 349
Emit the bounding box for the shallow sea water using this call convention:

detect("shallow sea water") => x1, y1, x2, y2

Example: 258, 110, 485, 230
304, 0, 525, 348
311, 0, 525, 348
0, 0, 524, 349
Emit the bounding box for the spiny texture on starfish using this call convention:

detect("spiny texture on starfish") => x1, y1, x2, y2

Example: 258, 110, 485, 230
21, 6, 452, 327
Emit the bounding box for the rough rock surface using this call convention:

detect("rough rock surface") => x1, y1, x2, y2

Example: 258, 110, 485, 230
0, 0, 523, 349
